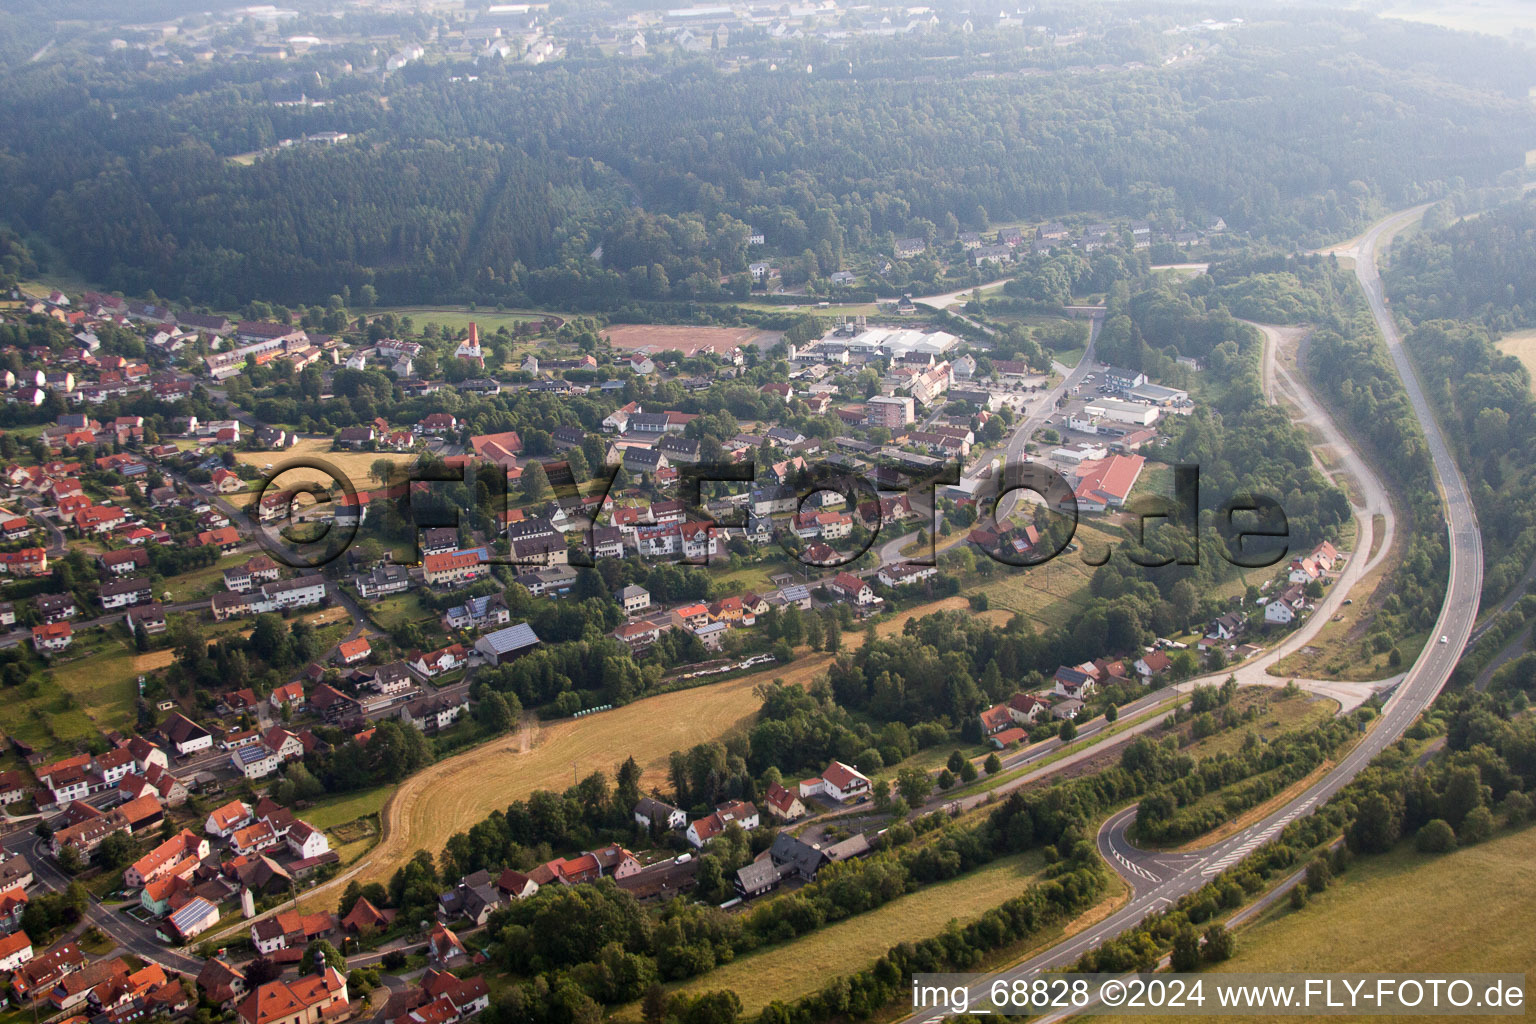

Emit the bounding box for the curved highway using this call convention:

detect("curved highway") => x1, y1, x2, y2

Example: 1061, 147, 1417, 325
897, 202, 1483, 1022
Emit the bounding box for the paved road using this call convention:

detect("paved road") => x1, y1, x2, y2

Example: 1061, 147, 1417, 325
2, 831, 205, 975
871, 314, 1101, 567
1095, 806, 1201, 897
894, 201, 1483, 1023
1212, 321, 1399, 703
911, 279, 1013, 312
976, 312, 1103, 525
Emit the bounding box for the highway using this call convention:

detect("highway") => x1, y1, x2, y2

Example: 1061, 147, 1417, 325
896, 201, 1484, 1023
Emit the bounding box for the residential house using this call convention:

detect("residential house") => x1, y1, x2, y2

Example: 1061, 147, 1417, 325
617, 585, 651, 616
763, 782, 805, 822
685, 801, 760, 848
124, 830, 208, 889
798, 761, 872, 802
31, 621, 72, 654
1052, 666, 1096, 699
205, 800, 254, 839
1133, 650, 1171, 680
0, 931, 35, 973
826, 572, 877, 606
633, 797, 686, 831
234, 969, 348, 1024
160, 713, 213, 756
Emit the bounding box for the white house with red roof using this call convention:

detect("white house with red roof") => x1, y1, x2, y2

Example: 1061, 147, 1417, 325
826, 572, 877, 606
205, 800, 253, 839
678, 521, 719, 561
269, 681, 305, 709
1288, 557, 1322, 583
798, 760, 872, 802
410, 643, 467, 678
1311, 540, 1341, 571
1133, 650, 1171, 680
210, 469, 243, 494
978, 702, 1013, 735
417, 413, 458, 436
1007, 693, 1049, 724
685, 800, 759, 847
336, 638, 371, 665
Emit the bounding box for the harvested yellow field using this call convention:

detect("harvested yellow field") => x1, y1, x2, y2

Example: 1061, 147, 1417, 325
232, 438, 418, 494
326, 597, 978, 896
132, 650, 177, 673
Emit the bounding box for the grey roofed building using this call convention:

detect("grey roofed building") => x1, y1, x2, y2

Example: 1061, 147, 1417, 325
474, 622, 542, 664
633, 796, 685, 830
735, 858, 784, 898
551, 426, 586, 448
623, 448, 665, 470
356, 563, 410, 597
626, 412, 670, 432
508, 517, 558, 540
1052, 698, 1085, 720
460, 881, 503, 925
768, 832, 830, 880
510, 535, 567, 561
656, 435, 701, 461
823, 833, 871, 862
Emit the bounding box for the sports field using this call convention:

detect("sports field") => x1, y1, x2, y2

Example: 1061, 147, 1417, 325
603, 323, 780, 357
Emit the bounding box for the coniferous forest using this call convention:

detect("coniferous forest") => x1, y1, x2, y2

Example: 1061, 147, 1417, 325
0, 5, 1531, 309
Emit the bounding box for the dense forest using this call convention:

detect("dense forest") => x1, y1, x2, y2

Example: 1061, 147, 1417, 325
1387, 194, 1536, 330
1387, 196, 1536, 602
0, 9, 1530, 307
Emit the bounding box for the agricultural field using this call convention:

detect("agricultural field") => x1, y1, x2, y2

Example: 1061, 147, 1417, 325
231, 438, 420, 493
311, 596, 984, 899
375, 306, 552, 336
1163, 825, 1536, 1024
652, 851, 1047, 1014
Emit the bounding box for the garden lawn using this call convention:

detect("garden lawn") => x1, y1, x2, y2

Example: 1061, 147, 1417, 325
304, 785, 392, 840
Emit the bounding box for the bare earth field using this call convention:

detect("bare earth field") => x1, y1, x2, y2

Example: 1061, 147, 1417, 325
603, 323, 781, 357
328, 597, 977, 895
